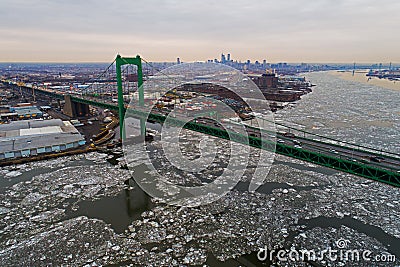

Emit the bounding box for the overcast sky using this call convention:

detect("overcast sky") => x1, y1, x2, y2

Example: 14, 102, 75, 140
0, 0, 399, 62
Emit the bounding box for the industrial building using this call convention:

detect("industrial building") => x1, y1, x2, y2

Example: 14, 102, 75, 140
11, 106, 43, 119
250, 73, 279, 89
0, 119, 86, 159
0, 105, 43, 122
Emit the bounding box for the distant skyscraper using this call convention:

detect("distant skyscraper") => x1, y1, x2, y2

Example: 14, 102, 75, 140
221, 53, 226, 63
227, 53, 231, 62
177, 58, 181, 64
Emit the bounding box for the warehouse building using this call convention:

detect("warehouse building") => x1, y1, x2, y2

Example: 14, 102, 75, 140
10, 106, 43, 120
0, 119, 86, 159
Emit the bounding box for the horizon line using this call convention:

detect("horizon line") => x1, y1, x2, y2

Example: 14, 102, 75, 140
0, 61, 399, 65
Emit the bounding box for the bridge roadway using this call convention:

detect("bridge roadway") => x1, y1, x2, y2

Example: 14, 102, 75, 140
276, 134, 400, 172
196, 117, 400, 173
4, 82, 400, 187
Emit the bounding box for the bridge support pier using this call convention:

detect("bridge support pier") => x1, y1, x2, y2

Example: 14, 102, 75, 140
63, 95, 89, 118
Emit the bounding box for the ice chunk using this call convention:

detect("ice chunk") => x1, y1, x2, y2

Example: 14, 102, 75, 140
5, 170, 23, 178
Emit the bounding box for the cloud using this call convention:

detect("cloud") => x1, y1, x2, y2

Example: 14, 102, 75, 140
0, 0, 399, 62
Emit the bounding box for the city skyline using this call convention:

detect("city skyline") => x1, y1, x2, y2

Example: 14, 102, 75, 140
0, 0, 399, 63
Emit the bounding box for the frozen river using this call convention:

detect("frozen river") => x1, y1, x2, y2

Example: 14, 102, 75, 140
0, 72, 399, 266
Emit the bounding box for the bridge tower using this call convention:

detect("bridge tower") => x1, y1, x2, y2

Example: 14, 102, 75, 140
115, 54, 145, 139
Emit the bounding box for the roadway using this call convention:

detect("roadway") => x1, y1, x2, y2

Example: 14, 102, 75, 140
194, 117, 400, 173
274, 133, 400, 173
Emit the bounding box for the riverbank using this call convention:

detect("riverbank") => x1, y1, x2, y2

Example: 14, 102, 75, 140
0, 146, 97, 167
329, 70, 400, 91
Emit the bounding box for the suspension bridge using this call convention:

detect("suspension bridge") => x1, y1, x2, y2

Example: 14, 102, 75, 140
3, 55, 400, 187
